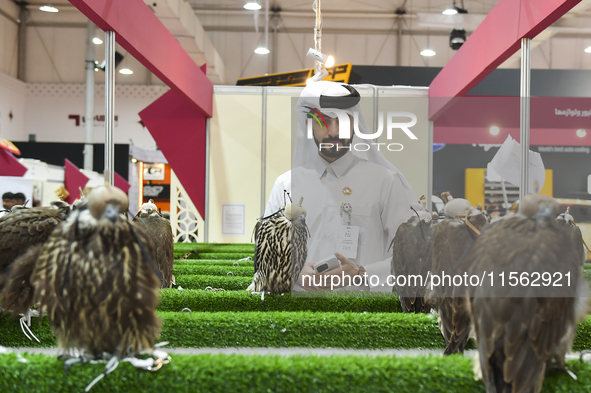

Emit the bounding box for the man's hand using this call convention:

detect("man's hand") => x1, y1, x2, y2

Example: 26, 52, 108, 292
334, 252, 360, 278
297, 253, 363, 290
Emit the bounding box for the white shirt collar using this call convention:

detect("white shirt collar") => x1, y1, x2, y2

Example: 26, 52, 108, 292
313, 151, 355, 179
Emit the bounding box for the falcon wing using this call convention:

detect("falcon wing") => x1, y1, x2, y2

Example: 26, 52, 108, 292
0, 208, 62, 287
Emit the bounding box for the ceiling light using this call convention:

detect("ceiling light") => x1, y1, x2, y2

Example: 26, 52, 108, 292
244, 2, 261, 10
306, 48, 335, 67
324, 56, 335, 68
119, 68, 133, 75
442, 8, 457, 15
450, 29, 466, 50
254, 47, 270, 54
490, 126, 500, 135
577, 129, 587, 138
39, 5, 59, 13
131, 158, 138, 163
585, 46, 591, 53
93, 37, 103, 45
420, 49, 436, 57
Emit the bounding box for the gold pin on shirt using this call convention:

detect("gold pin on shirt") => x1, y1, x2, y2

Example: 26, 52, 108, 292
342, 187, 352, 196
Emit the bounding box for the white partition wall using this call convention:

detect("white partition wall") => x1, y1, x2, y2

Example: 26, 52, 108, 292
208, 86, 263, 243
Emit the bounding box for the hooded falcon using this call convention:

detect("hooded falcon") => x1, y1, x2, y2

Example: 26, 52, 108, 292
391, 199, 436, 313
429, 193, 488, 355
0, 201, 71, 293
556, 207, 586, 266
247, 198, 308, 298
133, 199, 174, 288
29, 186, 162, 357
467, 194, 589, 393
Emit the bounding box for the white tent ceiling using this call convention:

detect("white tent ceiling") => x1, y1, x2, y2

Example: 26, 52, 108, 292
3, 0, 591, 84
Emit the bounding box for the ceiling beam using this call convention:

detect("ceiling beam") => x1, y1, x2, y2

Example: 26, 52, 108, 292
429, 0, 582, 120
68, 0, 212, 117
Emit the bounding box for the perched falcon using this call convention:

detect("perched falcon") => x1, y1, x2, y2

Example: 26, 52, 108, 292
133, 199, 174, 288
556, 207, 586, 266
247, 199, 308, 298
30, 186, 162, 357
0, 201, 71, 293
429, 194, 488, 355
391, 201, 436, 313
467, 194, 589, 393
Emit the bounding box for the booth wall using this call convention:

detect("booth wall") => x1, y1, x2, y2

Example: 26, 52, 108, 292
208, 89, 263, 243
0, 73, 26, 141
19, 83, 166, 150
433, 144, 591, 201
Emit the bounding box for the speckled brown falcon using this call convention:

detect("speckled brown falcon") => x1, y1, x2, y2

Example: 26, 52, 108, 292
467, 194, 589, 393
247, 199, 308, 300
133, 199, 175, 288
429, 193, 488, 355
391, 201, 436, 313
0, 201, 71, 296
29, 186, 162, 357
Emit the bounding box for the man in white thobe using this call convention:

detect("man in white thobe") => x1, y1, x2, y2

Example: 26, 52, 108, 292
265, 81, 417, 292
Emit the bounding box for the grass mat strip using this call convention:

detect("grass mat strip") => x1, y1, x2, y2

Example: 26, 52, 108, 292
0, 312, 442, 349
174, 265, 253, 276
158, 289, 402, 313
1, 352, 591, 393
174, 275, 252, 290
2, 312, 591, 351
174, 243, 254, 253
175, 259, 254, 267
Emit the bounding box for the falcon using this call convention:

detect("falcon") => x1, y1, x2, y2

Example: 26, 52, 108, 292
391, 199, 436, 313
0, 201, 71, 294
133, 199, 174, 288
556, 207, 586, 266
247, 198, 308, 301
467, 194, 589, 393
29, 186, 163, 357
429, 193, 488, 354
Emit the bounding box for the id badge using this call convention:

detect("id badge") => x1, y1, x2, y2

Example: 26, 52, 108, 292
337, 225, 359, 259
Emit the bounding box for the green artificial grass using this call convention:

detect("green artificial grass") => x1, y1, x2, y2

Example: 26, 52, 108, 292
0, 311, 442, 349
158, 289, 402, 313
174, 259, 254, 267
173, 265, 253, 277
2, 310, 590, 352
174, 243, 254, 253
195, 252, 254, 260
2, 352, 591, 393
174, 275, 252, 290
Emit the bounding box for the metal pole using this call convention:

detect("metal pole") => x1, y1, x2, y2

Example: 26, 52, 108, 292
272, 15, 278, 74
519, 37, 531, 201
261, 87, 268, 216
17, 6, 27, 81
396, 17, 402, 66
84, 20, 95, 171
204, 117, 211, 243
104, 31, 115, 186
314, 0, 322, 73
427, 121, 433, 212
265, 0, 270, 74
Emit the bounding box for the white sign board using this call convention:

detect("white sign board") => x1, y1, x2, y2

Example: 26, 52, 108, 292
222, 203, 246, 236
490, 135, 546, 194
